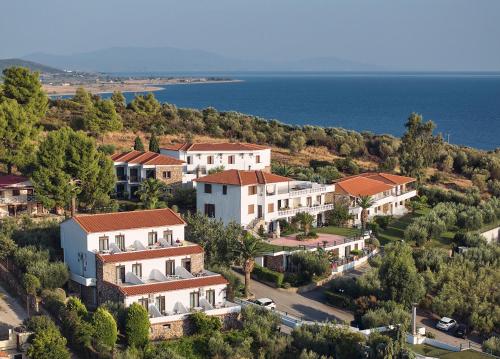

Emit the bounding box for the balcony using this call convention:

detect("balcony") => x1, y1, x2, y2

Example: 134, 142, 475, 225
277, 203, 335, 217
149, 301, 241, 324
0, 194, 37, 205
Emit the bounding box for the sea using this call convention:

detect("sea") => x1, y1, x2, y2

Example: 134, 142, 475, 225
104, 72, 500, 150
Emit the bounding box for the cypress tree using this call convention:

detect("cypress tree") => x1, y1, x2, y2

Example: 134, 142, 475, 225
149, 133, 160, 153
134, 136, 145, 151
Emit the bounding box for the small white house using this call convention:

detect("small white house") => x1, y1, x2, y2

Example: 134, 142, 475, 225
194, 169, 336, 232
0, 173, 43, 218
160, 143, 271, 182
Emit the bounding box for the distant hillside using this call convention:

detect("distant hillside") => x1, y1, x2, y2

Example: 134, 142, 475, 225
0, 58, 64, 74
23, 46, 379, 73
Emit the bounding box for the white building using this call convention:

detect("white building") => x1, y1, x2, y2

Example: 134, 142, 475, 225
334, 172, 417, 226
60, 208, 239, 339
0, 174, 43, 218
194, 169, 335, 232
160, 143, 271, 182
111, 150, 185, 198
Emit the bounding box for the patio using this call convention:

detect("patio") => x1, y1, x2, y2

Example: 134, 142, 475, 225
268, 233, 351, 250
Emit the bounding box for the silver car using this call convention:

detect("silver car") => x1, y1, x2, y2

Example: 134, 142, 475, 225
436, 317, 457, 331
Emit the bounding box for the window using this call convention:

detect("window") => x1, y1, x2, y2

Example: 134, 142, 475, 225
163, 230, 173, 244
12, 189, 20, 196
187, 156, 192, 165
248, 185, 257, 195
248, 204, 255, 214
190, 291, 200, 308
206, 289, 216, 306
207, 156, 214, 165
165, 260, 175, 275
228, 155, 235, 164
99, 236, 109, 251
316, 195, 321, 204
148, 231, 158, 246
204, 204, 215, 218
256, 155, 261, 163
222, 185, 227, 195
116, 265, 125, 284
182, 258, 191, 272
156, 295, 166, 313
132, 263, 142, 278
138, 297, 148, 309
400, 201, 403, 205
268, 203, 274, 213
162, 171, 171, 179
204, 184, 212, 193
115, 235, 125, 251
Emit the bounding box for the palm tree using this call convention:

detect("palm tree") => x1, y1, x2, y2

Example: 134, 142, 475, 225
293, 212, 315, 234
237, 232, 260, 298
136, 178, 166, 209
358, 195, 375, 231
272, 163, 294, 177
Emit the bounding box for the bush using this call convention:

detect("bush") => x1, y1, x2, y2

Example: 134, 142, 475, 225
296, 231, 319, 241
210, 265, 243, 300
404, 222, 428, 246
125, 303, 150, 348
483, 336, 500, 356
289, 251, 331, 285
41, 288, 66, 315
190, 312, 222, 335
26, 260, 69, 289
361, 301, 411, 331
252, 265, 284, 287
92, 307, 118, 350
25, 315, 58, 333
425, 330, 436, 339
324, 290, 353, 309
373, 216, 391, 230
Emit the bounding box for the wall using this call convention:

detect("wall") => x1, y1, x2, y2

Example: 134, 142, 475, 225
154, 165, 183, 186
481, 226, 500, 243
196, 183, 243, 225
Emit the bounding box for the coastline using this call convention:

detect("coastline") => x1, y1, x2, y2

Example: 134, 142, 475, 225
44, 78, 242, 96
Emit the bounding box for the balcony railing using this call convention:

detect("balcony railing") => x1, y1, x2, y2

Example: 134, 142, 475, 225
0, 195, 36, 205
277, 203, 335, 217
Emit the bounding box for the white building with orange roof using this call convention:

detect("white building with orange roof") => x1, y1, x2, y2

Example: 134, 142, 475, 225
61, 208, 239, 338
195, 169, 336, 232
160, 142, 271, 181
334, 172, 417, 226
111, 150, 185, 199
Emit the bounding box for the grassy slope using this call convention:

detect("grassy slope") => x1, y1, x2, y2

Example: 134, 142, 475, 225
317, 226, 360, 237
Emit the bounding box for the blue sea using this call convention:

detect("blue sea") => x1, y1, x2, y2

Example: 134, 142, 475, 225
108, 72, 500, 150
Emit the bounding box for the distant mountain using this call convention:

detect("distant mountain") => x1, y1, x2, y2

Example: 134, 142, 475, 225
0, 58, 64, 74
23, 47, 379, 73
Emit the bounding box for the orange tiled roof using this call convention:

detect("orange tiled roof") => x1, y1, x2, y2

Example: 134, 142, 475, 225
162, 142, 269, 152
112, 150, 184, 166
112, 275, 228, 296
97, 245, 204, 263
194, 169, 290, 186
72, 208, 185, 233
335, 172, 415, 197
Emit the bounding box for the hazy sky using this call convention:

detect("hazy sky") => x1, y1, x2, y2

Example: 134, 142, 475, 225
1, 0, 500, 70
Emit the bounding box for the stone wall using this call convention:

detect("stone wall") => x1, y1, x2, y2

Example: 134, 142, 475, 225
150, 312, 241, 340
95, 258, 123, 305
190, 252, 204, 273
156, 165, 183, 187
264, 254, 285, 272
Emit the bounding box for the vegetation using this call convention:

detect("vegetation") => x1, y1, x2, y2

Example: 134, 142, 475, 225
125, 303, 150, 348
288, 250, 331, 285
135, 178, 168, 209
25, 316, 70, 359
252, 264, 285, 287
237, 232, 260, 297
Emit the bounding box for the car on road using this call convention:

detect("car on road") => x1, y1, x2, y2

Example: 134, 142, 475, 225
254, 298, 276, 310
454, 324, 467, 338
436, 317, 457, 331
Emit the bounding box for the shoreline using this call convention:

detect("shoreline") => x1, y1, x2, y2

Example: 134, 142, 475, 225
45, 79, 242, 96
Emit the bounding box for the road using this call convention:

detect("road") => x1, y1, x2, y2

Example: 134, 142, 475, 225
0, 283, 28, 338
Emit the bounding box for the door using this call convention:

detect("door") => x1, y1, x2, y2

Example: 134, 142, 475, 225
165, 260, 175, 276
258, 205, 263, 218
182, 258, 191, 273
116, 265, 125, 284
345, 245, 351, 257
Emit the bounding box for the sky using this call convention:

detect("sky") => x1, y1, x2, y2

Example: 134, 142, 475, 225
1, 0, 500, 70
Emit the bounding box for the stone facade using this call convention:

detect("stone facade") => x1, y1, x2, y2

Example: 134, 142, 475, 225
156, 165, 183, 187
95, 258, 124, 305
68, 280, 97, 308
264, 254, 285, 272
190, 252, 204, 273
150, 312, 241, 340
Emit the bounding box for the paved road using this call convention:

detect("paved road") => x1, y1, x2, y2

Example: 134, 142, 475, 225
236, 271, 354, 324
0, 283, 28, 338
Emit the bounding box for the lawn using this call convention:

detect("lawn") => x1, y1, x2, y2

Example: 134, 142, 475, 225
409, 344, 492, 359
317, 226, 360, 237
256, 241, 294, 254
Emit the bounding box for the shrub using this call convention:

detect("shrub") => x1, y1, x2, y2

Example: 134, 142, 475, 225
41, 288, 66, 315
26, 260, 69, 289
373, 216, 391, 230
252, 265, 284, 287
190, 312, 222, 335
404, 222, 428, 246
361, 301, 411, 330
92, 307, 118, 350
209, 265, 243, 300
65, 296, 88, 318
289, 251, 331, 285
125, 303, 150, 348
483, 336, 500, 356
425, 330, 436, 339
25, 315, 58, 333
296, 232, 319, 241
27, 326, 70, 359
324, 290, 352, 309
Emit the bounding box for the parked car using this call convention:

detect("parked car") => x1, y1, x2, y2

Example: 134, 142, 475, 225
436, 317, 457, 331
254, 298, 276, 310
454, 324, 467, 338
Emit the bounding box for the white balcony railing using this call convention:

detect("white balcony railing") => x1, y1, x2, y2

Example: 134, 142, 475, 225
277, 203, 335, 217
149, 301, 241, 324
0, 195, 36, 205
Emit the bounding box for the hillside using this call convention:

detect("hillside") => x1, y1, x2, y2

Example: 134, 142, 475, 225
0, 58, 64, 74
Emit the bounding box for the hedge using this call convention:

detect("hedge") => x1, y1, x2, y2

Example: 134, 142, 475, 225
324, 290, 353, 309
252, 265, 284, 288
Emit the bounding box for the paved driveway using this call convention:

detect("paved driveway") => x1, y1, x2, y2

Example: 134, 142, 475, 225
0, 283, 28, 338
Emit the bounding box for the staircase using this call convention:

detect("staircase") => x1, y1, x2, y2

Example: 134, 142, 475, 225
246, 218, 267, 237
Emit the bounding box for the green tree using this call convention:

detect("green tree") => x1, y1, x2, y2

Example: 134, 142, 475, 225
32, 127, 115, 212
292, 212, 315, 233
125, 303, 150, 348
326, 198, 352, 226
23, 273, 40, 316
92, 307, 117, 351
379, 242, 425, 308
134, 136, 145, 151
110, 90, 126, 110
27, 326, 70, 359
129, 93, 161, 115
136, 178, 166, 209
237, 233, 260, 298
359, 195, 375, 231
149, 133, 160, 152
399, 113, 443, 181
289, 131, 306, 154
83, 98, 122, 138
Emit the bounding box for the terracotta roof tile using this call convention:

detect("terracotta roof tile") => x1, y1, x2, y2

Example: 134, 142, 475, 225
72, 208, 185, 233
194, 169, 290, 186
162, 142, 269, 152
113, 275, 228, 296
335, 176, 394, 197
97, 245, 204, 263
112, 150, 184, 166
